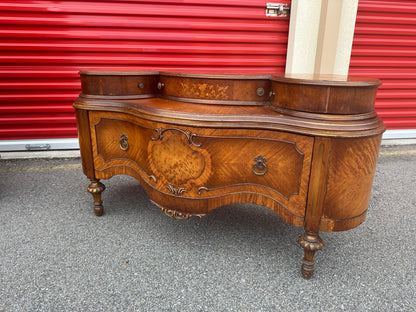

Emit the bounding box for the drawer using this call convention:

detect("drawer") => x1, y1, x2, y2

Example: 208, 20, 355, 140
89, 112, 313, 217
189, 135, 310, 200
149, 129, 313, 216
89, 113, 155, 181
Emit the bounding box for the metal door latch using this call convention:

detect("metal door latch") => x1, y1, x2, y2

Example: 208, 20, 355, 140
25, 144, 51, 151
266, 3, 290, 17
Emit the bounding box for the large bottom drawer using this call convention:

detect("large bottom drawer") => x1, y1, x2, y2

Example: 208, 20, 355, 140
89, 111, 314, 222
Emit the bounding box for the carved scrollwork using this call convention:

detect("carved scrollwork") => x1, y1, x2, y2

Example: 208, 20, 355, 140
87, 180, 106, 216
197, 186, 210, 194
87, 180, 105, 194
152, 128, 202, 147
167, 184, 187, 196
298, 231, 324, 251
298, 231, 324, 279
160, 207, 204, 220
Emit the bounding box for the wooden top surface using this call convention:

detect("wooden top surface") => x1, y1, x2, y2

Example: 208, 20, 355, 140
271, 74, 381, 87
74, 96, 386, 138
79, 69, 380, 86
130, 98, 273, 115
79, 68, 271, 78
79, 70, 160, 76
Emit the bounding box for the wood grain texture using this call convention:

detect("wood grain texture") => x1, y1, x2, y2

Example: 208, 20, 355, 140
270, 82, 378, 114
271, 74, 381, 87
270, 74, 380, 115
304, 137, 332, 233
319, 135, 383, 232
80, 74, 159, 98
159, 75, 270, 105
74, 97, 385, 138
75, 109, 94, 179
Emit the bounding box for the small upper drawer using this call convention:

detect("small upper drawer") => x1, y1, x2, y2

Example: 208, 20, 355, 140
158, 72, 270, 105
80, 70, 159, 98
270, 74, 381, 114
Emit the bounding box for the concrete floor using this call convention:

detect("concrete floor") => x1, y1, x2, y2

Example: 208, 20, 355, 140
0, 144, 415, 311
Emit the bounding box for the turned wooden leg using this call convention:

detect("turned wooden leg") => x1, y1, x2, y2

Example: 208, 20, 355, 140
87, 180, 106, 216
298, 231, 324, 279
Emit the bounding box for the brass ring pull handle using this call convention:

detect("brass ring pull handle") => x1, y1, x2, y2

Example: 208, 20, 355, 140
252, 155, 267, 176
257, 87, 265, 97
119, 134, 129, 151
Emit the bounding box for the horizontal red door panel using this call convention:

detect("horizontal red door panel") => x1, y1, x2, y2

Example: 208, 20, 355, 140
0, 0, 290, 140
349, 0, 416, 130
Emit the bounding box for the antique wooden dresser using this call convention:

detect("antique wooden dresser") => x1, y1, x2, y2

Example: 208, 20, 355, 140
73, 70, 385, 278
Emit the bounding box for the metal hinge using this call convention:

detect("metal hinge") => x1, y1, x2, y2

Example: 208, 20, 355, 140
266, 3, 290, 17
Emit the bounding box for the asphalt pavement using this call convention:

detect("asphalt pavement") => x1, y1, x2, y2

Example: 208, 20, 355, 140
0, 144, 415, 311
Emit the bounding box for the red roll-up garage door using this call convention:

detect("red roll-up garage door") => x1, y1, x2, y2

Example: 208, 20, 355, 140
349, 0, 416, 132
0, 0, 290, 146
